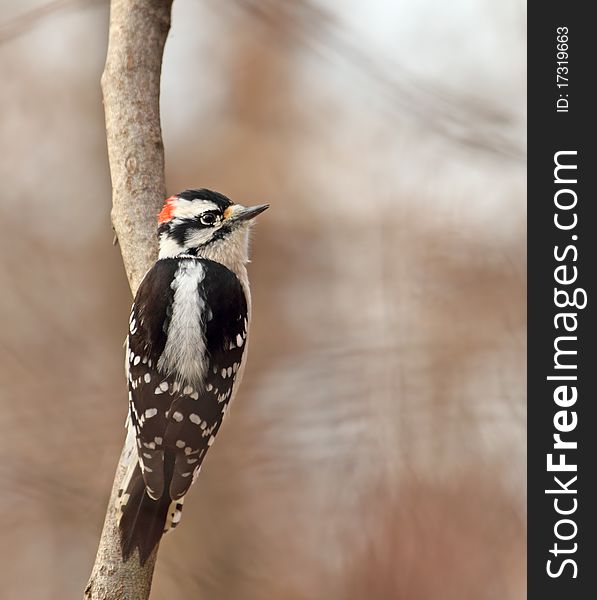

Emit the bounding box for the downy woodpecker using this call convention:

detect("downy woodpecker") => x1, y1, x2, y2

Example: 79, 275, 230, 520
118, 188, 268, 564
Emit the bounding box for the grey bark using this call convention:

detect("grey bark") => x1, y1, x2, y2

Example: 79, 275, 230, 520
85, 1, 173, 598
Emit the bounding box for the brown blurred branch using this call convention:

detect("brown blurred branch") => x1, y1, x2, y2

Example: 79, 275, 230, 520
223, 0, 524, 160
0, 0, 105, 45
85, 1, 173, 599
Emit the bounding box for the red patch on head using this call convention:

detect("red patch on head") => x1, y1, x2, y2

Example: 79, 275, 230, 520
158, 196, 177, 224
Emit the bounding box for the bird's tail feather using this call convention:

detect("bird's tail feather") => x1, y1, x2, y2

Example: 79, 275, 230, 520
119, 453, 175, 565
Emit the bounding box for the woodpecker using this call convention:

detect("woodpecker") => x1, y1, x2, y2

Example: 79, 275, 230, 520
117, 188, 268, 564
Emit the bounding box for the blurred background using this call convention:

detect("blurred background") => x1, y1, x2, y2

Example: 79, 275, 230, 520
0, 0, 526, 598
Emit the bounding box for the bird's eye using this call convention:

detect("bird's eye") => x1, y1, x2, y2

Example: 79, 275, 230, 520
200, 213, 218, 226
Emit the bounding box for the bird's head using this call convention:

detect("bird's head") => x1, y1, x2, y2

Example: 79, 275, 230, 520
157, 189, 268, 267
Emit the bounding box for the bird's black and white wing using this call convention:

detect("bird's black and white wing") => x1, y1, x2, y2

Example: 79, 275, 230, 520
119, 257, 248, 563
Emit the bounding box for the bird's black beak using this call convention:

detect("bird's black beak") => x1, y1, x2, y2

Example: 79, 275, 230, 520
225, 204, 270, 222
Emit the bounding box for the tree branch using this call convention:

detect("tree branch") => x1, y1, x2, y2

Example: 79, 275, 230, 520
85, 1, 173, 598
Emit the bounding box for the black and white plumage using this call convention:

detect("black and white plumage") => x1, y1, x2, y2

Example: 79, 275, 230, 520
118, 189, 268, 564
